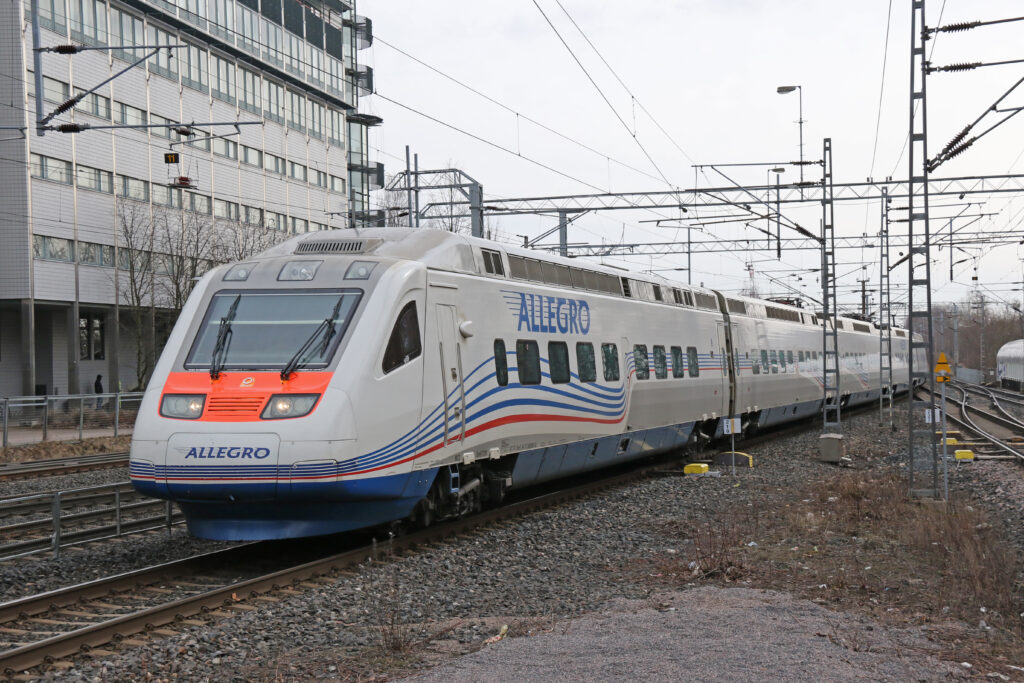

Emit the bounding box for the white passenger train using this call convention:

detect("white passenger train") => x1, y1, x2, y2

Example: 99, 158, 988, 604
997, 339, 1024, 390
130, 228, 920, 540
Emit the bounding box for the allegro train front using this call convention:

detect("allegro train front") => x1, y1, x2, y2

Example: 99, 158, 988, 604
131, 228, 922, 541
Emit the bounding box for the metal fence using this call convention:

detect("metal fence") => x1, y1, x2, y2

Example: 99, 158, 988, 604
0, 482, 182, 560
1, 392, 144, 447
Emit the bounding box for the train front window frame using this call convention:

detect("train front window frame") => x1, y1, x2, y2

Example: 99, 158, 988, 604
184, 288, 362, 371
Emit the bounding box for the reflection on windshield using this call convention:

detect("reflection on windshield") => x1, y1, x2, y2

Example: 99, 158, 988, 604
186, 290, 362, 370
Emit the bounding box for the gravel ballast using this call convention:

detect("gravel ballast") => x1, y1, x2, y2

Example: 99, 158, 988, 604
29, 403, 1014, 681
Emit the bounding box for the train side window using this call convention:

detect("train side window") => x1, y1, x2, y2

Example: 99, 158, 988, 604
602, 343, 620, 381
778, 350, 787, 370
770, 350, 779, 374
751, 349, 761, 375
382, 302, 422, 374
516, 340, 541, 385
787, 350, 794, 367
633, 345, 650, 380
548, 341, 571, 384
493, 339, 508, 386
686, 346, 700, 378
576, 342, 597, 382
481, 249, 505, 276
798, 350, 805, 363
760, 350, 769, 374
671, 346, 685, 378
653, 345, 667, 379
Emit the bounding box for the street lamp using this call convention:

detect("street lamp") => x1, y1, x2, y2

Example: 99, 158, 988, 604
777, 85, 804, 191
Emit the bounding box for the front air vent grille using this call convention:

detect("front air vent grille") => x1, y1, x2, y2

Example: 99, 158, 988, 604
296, 240, 362, 254
207, 395, 267, 417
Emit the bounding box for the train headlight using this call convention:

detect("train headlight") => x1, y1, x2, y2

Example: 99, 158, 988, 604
261, 394, 320, 419
160, 394, 206, 419
278, 260, 322, 281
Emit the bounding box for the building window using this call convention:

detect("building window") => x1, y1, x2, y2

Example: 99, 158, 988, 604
117, 175, 149, 201
287, 90, 305, 131
33, 235, 75, 262
239, 68, 261, 113
326, 55, 344, 97
285, 31, 303, 77
37, 0, 67, 32
115, 102, 147, 127
311, 169, 328, 188
110, 8, 143, 61
153, 184, 183, 208
264, 153, 286, 175
330, 174, 345, 194
266, 211, 287, 231
189, 192, 211, 214
243, 205, 263, 225
147, 27, 178, 79
74, 88, 111, 119
69, 0, 107, 44
263, 79, 284, 123
41, 76, 69, 104
150, 114, 180, 141
30, 154, 73, 184
237, 5, 259, 54
214, 198, 239, 220
307, 44, 324, 85
328, 108, 345, 146
307, 100, 324, 139
179, 0, 206, 24
76, 165, 113, 193
209, 0, 233, 39
78, 241, 115, 267
261, 19, 282, 66
288, 161, 307, 181
290, 216, 307, 233
180, 43, 208, 92
241, 145, 262, 167
211, 54, 235, 102
213, 137, 238, 159
79, 314, 105, 360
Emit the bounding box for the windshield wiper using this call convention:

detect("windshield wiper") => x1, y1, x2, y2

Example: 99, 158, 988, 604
280, 296, 346, 381
209, 294, 241, 380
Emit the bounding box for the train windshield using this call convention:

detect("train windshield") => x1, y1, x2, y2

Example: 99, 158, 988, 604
185, 290, 362, 370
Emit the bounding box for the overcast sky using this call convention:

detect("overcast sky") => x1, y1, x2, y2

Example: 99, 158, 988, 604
358, 0, 1024, 314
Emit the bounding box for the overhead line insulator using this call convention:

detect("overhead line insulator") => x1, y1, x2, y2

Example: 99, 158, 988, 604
938, 20, 981, 33
933, 62, 982, 73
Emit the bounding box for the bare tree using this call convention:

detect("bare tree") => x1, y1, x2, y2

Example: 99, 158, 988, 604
114, 200, 156, 390
215, 215, 282, 262
153, 208, 219, 312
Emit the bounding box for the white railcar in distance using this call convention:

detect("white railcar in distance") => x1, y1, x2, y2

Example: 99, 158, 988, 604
997, 339, 1024, 390
130, 228, 921, 540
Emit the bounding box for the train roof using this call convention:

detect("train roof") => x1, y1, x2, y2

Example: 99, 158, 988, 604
260, 228, 910, 334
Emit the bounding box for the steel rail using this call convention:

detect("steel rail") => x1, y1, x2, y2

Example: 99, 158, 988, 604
0, 452, 129, 482
952, 381, 1024, 430
0, 393, 910, 674
925, 386, 1024, 462
0, 484, 140, 519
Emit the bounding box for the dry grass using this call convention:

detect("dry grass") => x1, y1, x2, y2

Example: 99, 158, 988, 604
647, 469, 1024, 672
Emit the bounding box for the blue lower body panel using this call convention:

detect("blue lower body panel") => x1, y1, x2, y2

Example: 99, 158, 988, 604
510, 422, 695, 489
133, 468, 438, 541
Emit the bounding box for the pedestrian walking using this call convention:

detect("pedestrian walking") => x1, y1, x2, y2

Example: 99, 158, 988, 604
94, 374, 103, 409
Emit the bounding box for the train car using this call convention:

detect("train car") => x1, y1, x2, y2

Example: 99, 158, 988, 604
997, 339, 1024, 390
130, 228, 914, 541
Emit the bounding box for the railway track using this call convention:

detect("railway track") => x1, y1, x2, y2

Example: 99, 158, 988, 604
921, 384, 1024, 463
0, 460, 675, 675
0, 396, 907, 674
0, 452, 129, 482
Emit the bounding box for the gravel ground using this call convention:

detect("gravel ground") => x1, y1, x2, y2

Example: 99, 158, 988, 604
30, 404, 1005, 682
410, 587, 963, 682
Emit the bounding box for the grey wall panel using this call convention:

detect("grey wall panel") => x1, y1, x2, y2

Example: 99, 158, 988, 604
76, 192, 118, 243
78, 266, 116, 305
33, 262, 77, 302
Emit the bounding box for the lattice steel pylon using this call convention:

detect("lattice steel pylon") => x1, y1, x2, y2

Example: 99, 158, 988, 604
907, 0, 941, 498
878, 187, 895, 431
820, 138, 841, 431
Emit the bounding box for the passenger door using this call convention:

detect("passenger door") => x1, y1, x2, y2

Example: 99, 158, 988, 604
716, 321, 733, 417
435, 304, 465, 445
